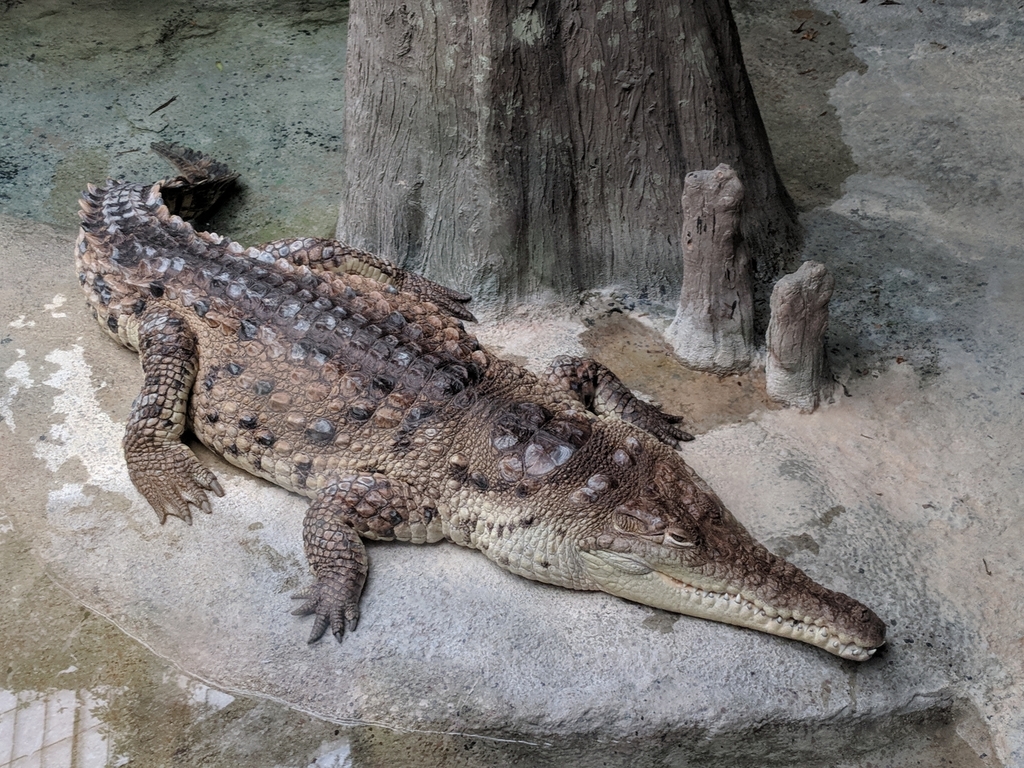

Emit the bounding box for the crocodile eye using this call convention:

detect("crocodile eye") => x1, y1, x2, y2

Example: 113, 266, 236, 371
665, 530, 697, 548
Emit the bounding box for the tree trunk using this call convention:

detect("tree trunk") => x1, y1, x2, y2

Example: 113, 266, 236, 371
338, 0, 800, 313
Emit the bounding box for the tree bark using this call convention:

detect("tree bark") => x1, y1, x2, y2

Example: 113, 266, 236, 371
666, 164, 753, 373
765, 260, 835, 412
338, 0, 800, 312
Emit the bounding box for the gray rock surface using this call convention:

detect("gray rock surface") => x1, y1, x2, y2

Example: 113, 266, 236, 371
801, 2, 1024, 762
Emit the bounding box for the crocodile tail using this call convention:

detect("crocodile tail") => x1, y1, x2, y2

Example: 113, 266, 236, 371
150, 142, 240, 223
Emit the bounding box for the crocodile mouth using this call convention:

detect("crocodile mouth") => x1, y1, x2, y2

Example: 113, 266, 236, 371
655, 571, 879, 661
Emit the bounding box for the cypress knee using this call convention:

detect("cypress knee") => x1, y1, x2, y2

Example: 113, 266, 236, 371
666, 164, 754, 374
765, 261, 836, 411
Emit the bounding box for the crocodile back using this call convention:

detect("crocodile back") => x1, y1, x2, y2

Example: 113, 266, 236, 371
76, 177, 499, 499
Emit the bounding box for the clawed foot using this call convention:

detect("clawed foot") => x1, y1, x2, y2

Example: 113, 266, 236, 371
126, 441, 224, 524
402, 271, 476, 322
291, 574, 362, 644
619, 398, 694, 448
548, 356, 695, 448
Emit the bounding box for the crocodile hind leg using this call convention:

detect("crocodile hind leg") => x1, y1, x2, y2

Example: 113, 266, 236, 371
547, 355, 694, 448
123, 310, 224, 524
292, 473, 441, 643
150, 142, 239, 223
249, 237, 476, 322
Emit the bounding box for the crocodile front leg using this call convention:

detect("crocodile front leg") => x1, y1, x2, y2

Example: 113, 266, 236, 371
547, 355, 694, 447
250, 237, 476, 322
292, 473, 440, 643
124, 310, 224, 524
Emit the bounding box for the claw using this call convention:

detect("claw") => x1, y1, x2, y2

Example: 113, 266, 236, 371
290, 576, 361, 644
291, 585, 315, 602
127, 441, 221, 525
330, 606, 345, 640
290, 599, 317, 617
668, 427, 695, 446
308, 613, 331, 644
290, 584, 338, 643
155, 503, 192, 525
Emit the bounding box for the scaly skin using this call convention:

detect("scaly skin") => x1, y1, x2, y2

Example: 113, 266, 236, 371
75, 145, 886, 660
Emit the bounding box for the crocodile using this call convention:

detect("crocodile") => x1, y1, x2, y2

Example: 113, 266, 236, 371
75, 145, 886, 661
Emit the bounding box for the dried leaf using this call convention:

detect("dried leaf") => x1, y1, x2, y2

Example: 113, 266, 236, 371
148, 95, 178, 116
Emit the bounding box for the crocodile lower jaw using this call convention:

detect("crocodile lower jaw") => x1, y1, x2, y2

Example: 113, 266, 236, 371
655, 572, 878, 661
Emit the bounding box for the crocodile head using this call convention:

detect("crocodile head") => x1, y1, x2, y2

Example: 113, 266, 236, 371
569, 434, 886, 661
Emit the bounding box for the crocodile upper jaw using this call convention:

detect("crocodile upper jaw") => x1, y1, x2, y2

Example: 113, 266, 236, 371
578, 550, 884, 661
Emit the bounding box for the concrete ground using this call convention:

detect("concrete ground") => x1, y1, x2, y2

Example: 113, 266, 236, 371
1, 0, 1022, 765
